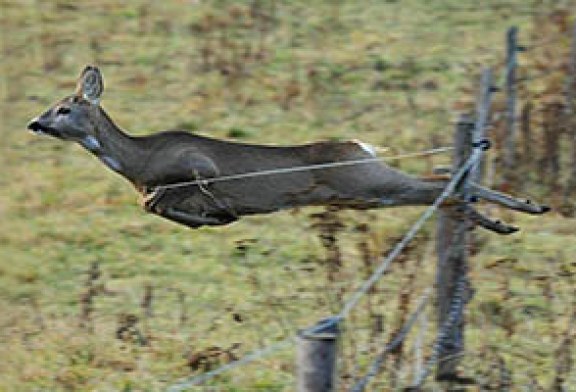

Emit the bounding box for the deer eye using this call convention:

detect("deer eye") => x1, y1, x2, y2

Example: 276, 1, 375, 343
56, 107, 71, 115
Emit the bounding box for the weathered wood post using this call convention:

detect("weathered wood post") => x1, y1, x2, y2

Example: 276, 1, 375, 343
296, 317, 339, 392
435, 115, 473, 379
504, 26, 519, 185
436, 68, 494, 381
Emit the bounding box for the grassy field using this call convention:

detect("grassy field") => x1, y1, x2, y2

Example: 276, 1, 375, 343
1, 0, 575, 390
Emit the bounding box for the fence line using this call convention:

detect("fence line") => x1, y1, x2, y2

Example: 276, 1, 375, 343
354, 67, 495, 390
164, 145, 484, 391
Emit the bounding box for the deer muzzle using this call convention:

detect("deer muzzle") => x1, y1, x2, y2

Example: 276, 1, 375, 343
27, 119, 61, 138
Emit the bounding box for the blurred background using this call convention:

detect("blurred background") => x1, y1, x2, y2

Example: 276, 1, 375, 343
1, 0, 575, 390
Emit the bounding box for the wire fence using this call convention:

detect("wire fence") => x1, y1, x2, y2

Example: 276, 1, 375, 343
165, 145, 485, 391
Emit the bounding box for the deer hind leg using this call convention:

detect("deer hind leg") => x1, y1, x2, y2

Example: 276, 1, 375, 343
418, 174, 550, 214
457, 203, 519, 234
469, 184, 550, 214
413, 175, 549, 234
452, 184, 549, 234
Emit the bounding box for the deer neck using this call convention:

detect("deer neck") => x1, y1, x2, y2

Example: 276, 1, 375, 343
80, 107, 148, 184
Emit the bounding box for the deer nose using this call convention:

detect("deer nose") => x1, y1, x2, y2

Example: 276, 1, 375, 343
27, 119, 43, 134
27, 117, 59, 137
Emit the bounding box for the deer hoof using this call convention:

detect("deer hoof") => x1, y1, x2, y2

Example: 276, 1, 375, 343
539, 205, 551, 213
526, 202, 551, 214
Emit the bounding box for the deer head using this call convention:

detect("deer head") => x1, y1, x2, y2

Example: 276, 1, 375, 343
27, 66, 105, 152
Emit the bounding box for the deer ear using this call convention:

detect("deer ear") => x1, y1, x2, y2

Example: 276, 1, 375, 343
76, 65, 104, 105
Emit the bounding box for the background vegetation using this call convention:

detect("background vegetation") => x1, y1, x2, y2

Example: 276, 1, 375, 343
0, 0, 575, 390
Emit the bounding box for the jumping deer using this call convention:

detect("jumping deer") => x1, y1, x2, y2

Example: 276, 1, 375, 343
27, 66, 548, 231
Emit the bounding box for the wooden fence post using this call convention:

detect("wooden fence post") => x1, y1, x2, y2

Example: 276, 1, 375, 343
504, 26, 519, 185
435, 115, 473, 379
296, 318, 339, 392
436, 69, 494, 381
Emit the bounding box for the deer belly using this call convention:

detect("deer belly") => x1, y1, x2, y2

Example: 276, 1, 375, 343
211, 176, 343, 214
160, 171, 371, 219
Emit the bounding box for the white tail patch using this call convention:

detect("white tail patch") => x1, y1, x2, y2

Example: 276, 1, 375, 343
354, 140, 377, 157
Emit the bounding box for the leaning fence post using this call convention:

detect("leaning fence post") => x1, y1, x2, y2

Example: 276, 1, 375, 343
435, 115, 473, 379
296, 317, 339, 392
504, 26, 519, 186
435, 69, 494, 382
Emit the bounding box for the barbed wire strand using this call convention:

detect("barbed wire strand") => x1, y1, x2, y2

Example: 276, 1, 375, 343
350, 288, 432, 392
154, 146, 454, 191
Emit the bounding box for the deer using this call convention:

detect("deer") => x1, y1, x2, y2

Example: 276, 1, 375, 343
27, 66, 549, 232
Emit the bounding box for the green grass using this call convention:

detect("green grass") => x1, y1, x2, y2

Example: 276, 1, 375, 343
1, 0, 575, 390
